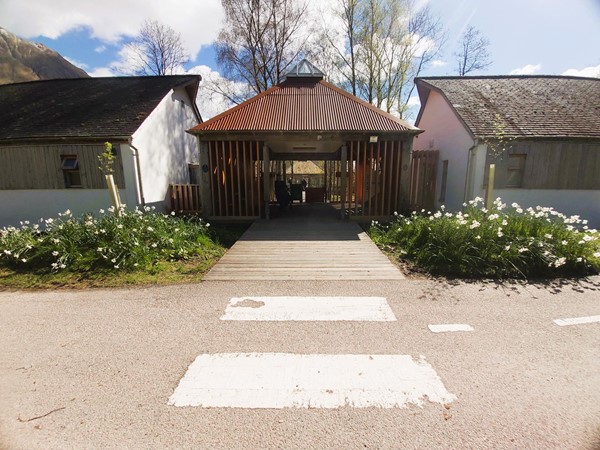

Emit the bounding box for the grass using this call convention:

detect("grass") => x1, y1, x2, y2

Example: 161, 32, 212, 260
369, 198, 600, 279
0, 207, 248, 289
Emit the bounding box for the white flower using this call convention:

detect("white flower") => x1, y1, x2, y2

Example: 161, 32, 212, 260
553, 257, 566, 267
582, 235, 594, 242
561, 240, 568, 245
133, 263, 139, 267
576, 257, 582, 262
488, 214, 499, 220
3, 250, 11, 255
64, 209, 71, 215
511, 202, 520, 208
59, 264, 66, 269
108, 206, 115, 213
46, 218, 54, 224
171, 211, 176, 216
518, 247, 528, 253
97, 248, 103, 252
469, 220, 480, 229
99, 209, 105, 214
114, 265, 119, 269
516, 208, 523, 214
504, 245, 511, 251
501, 219, 508, 226
21, 258, 27, 263
393, 211, 398, 216
544, 234, 552, 239
52, 251, 59, 256
497, 231, 504, 237
475, 235, 481, 239
151, 243, 158, 248
593, 252, 600, 258
206, 223, 210, 228
168, 238, 174, 244
147, 227, 154, 232
111, 258, 117, 263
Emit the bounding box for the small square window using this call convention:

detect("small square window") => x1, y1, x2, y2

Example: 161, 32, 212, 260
61, 156, 78, 170
61, 155, 82, 188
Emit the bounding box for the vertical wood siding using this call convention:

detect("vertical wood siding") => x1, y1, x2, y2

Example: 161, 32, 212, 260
489, 141, 600, 190
0, 144, 126, 189
207, 140, 263, 217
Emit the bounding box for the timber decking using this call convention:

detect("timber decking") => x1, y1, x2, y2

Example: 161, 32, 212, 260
204, 211, 405, 281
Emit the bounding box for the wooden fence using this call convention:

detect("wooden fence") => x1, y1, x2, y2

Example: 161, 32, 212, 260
409, 150, 439, 211
169, 184, 202, 213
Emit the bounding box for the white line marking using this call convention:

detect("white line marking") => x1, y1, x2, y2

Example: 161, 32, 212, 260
221, 296, 396, 321
428, 324, 474, 333
168, 353, 456, 409
553, 315, 600, 326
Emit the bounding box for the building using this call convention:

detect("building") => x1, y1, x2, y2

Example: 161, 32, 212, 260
414, 75, 600, 225
0, 75, 201, 227
188, 60, 422, 220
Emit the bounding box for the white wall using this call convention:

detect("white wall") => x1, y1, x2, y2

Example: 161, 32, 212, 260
495, 189, 600, 228
0, 189, 130, 228
132, 87, 200, 211
414, 90, 474, 211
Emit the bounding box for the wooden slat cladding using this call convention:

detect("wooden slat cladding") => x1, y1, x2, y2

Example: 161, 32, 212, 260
169, 184, 201, 212
0, 144, 126, 189
409, 150, 439, 211
207, 140, 263, 217
344, 140, 403, 217
489, 141, 600, 190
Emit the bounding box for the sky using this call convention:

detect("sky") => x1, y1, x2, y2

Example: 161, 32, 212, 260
2, 0, 599, 120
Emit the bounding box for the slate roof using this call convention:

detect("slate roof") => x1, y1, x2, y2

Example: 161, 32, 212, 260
415, 76, 600, 139
0, 75, 201, 142
191, 78, 419, 134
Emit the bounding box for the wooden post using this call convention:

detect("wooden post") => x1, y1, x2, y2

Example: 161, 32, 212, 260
486, 163, 496, 210
198, 139, 212, 216
340, 145, 347, 219
399, 139, 412, 212
105, 174, 121, 214
263, 144, 270, 219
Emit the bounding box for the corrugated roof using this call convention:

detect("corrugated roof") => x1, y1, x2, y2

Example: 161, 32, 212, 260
191, 78, 418, 133
0, 75, 201, 141
415, 75, 600, 139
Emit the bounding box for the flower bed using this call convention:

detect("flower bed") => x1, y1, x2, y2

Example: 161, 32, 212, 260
369, 198, 600, 279
0, 207, 223, 273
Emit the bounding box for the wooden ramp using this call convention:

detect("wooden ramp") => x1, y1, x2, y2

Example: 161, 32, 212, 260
204, 213, 404, 281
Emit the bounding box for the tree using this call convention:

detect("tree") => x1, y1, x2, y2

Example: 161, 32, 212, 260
312, 0, 445, 119
125, 20, 188, 76
214, 0, 307, 102
455, 26, 492, 76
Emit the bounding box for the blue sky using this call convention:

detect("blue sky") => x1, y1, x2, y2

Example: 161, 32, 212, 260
2, 0, 599, 117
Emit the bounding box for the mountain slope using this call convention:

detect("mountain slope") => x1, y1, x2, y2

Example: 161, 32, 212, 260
0, 27, 89, 85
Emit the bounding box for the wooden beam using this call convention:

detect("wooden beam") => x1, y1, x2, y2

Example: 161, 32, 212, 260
340, 145, 347, 219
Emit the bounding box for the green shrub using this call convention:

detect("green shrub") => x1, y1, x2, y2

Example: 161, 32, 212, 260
0, 206, 223, 273
369, 198, 600, 279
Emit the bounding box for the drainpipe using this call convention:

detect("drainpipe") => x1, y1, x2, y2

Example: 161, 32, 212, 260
463, 139, 479, 204
128, 141, 146, 206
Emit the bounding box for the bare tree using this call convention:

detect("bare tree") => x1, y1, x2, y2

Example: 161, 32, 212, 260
125, 20, 188, 76
314, 0, 444, 119
215, 0, 307, 102
455, 26, 492, 76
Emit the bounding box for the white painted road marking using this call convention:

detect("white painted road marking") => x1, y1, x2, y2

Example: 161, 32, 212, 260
168, 353, 456, 409
428, 324, 474, 333
553, 315, 600, 326
221, 296, 397, 322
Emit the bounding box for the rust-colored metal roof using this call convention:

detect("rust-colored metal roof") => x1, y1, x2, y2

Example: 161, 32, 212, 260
190, 79, 419, 134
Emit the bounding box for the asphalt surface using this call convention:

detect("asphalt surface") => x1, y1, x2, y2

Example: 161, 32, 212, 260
1, 277, 599, 449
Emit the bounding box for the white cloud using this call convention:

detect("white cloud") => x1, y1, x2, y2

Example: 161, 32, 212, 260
88, 67, 115, 77
94, 45, 107, 53
0, 0, 224, 60
562, 64, 600, 78
509, 63, 542, 75
431, 59, 447, 67
186, 65, 248, 120
63, 56, 88, 70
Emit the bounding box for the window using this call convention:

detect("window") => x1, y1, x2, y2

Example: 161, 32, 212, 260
506, 154, 526, 187
61, 155, 82, 188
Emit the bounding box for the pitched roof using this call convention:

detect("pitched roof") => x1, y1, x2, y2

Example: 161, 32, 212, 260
0, 75, 201, 142
190, 78, 419, 134
415, 75, 600, 139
